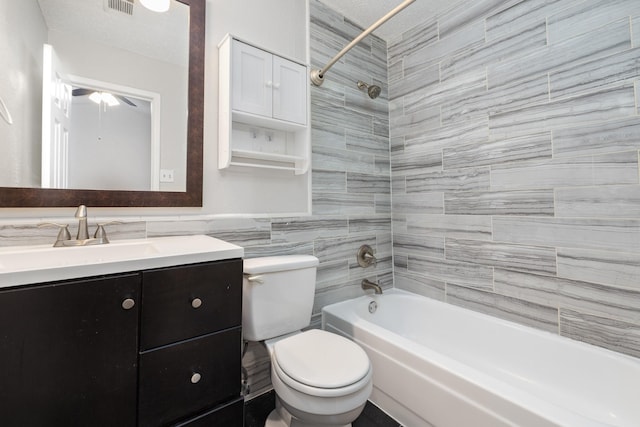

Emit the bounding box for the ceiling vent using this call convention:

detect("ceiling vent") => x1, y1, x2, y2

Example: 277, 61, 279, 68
105, 0, 134, 15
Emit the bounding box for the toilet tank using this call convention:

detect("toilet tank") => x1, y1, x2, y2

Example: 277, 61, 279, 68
242, 255, 319, 342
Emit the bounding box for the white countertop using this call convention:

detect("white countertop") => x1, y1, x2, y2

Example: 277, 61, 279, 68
0, 235, 244, 288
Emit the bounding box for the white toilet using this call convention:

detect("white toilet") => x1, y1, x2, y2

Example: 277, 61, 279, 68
243, 255, 372, 427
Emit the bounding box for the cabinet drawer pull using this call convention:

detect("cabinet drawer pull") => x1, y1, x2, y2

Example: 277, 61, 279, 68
191, 298, 202, 309
121, 298, 135, 310
191, 372, 202, 384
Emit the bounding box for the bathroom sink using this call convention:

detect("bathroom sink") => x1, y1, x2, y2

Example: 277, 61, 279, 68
0, 235, 244, 288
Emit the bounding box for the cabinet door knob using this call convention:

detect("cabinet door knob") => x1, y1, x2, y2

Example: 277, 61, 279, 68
191, 372, 202, 384
191, 298, 202, 309
266, 80, 273, 87
121, 298, 135, 310
273, 82, 281, 89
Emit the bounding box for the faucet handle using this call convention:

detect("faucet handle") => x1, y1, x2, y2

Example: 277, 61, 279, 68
38, 222, 71, 246
93, 221, 123, 243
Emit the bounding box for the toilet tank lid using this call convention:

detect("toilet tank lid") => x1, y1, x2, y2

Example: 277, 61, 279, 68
243, 255, 319, 274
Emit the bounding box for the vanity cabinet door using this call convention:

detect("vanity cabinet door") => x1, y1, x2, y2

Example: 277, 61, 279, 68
0, 274, 140, 427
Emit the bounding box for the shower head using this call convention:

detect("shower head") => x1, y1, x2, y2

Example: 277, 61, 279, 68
357, 81, 382, 99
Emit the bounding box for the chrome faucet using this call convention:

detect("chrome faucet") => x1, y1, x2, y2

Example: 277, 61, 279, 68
361, 278, 383, 295
40, 205, 116, 247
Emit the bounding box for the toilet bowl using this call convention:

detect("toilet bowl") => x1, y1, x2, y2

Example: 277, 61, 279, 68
242, 256, 372, 427
265, 329, 372, 427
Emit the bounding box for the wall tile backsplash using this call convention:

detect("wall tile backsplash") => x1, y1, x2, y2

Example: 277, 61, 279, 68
390, 0, 640, 359
2, 0, 640, 403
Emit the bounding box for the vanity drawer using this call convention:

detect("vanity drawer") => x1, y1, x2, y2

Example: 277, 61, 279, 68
140, 259, 242, 350
138, 327, 242, 427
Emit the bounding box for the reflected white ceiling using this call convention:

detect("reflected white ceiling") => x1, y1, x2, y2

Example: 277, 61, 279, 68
316, 0, 460, 41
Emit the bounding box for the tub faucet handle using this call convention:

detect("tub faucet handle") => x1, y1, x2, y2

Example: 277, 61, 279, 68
357, 244, 377, 267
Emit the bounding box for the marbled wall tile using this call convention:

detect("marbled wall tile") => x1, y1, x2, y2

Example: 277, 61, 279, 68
391, 150, 443, 176
440, 22, 547, 82
438, 0, 520, 39
394, 254, 408, 269
442, 73, 548, 124
408, 255, 494, 290
634, 16, 640, 47
348, 216, 392, 234
316, 260, 349, 287
271, 217, 348, 244
494, 269, 640, 323
557, 248, 640, 290
553, 117, 640, 157
389, 106, 440, 139
242, 340, 271, 399
375, 194, 391, 214
446, 238, 557, 275
493, 217, 640, 253
404, 20, 485, 77
444, 190, 554, 216
489, 83, 636, 136
490, 151, 639, 190
394, 269, 446, 301
560, 308, 640, 358
346, 130, 390, 157
446, 284, 559, 333
488, 19, 631, 88
547, 0, 640, 45
392, 193, 444, 214
388, 18, 438, 62
312, 145, 375, 174
392, 175, 406, 194
405, 118, 489, 153
374, 156, 390, 175
312, 127, 345, 150
555, 185, 640, 218
443, 131, 552, 170
406, 214, 493, 241
312, 192, 375, 215
404, 69, 486, 115
393, 233, 445, 259
311, 102, 373, 136
485, 0, 583, 42
312, 280, 371, 314
550, 48, 640, 100
437, 83, 488, 124
147, 218, 272, 246
371, 34, 387, 65
242, 242, 315, 259
389, 63, 439, 101
390, 136, 405, 153
388, 59, 404, 83
373, 115, 390, 139
406, 167, 491, 193
346, 172, 390, 194
311, 169, 346, 193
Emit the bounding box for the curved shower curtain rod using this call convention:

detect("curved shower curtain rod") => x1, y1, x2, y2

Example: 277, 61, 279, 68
310, 0, 416, 86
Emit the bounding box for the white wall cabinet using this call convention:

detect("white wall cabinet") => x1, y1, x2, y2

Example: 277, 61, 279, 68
219, 34, 310, 174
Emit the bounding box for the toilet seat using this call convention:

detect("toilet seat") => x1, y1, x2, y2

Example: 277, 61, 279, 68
272, 329, 372, 398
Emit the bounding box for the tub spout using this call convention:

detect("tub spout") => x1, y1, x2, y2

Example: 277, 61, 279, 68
362, 279, 383, 294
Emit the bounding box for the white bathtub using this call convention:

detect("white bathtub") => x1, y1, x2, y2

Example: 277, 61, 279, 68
321, 289, 640, 427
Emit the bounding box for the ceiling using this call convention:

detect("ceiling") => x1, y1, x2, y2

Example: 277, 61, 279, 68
316, 0, 459, 41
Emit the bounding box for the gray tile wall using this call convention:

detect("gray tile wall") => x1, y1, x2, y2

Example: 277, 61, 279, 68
0, 0, 390, 399
389, 0, 640, 359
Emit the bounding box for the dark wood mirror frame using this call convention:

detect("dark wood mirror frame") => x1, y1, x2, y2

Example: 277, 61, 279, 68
2, 0, 204, 208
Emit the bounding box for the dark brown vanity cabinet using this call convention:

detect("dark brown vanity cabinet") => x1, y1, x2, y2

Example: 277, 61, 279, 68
0, 258, 244, 427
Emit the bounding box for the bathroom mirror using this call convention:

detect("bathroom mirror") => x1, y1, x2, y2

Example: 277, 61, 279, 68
0, 0, 204, 207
